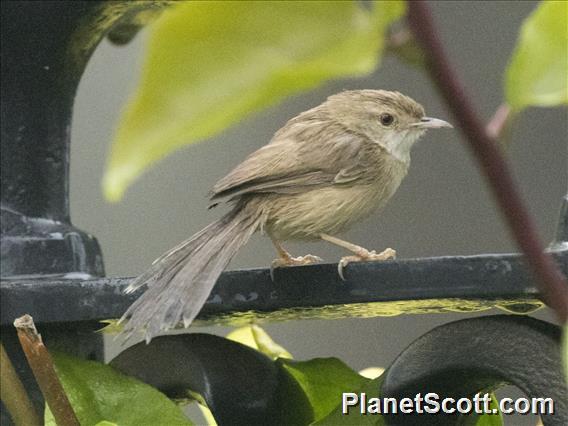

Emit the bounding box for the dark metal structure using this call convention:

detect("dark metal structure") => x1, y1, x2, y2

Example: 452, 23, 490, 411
1, 1, 566, 425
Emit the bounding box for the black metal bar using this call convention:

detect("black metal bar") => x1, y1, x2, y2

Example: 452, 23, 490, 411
381, 315, 566, 425
3, 251, 565, 327
110, 334, 294, 426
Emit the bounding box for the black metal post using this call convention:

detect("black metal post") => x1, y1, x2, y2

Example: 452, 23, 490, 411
0, 2, 166, 423
1, 1, 108, 278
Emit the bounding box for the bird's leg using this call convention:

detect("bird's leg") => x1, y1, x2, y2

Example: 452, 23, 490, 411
320, 233, 396, 280
269, 234, 322, 280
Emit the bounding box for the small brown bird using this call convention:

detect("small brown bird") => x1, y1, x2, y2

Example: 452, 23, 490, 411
120, 90, 452, 342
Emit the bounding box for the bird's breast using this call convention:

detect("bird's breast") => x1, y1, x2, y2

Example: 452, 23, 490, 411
265, 159, 407, 241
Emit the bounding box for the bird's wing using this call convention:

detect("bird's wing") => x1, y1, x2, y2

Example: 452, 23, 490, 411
210, 128, 367, 201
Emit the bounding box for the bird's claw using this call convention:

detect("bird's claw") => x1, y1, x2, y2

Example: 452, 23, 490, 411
337, 248, 396, 280
270, 254, 323, 281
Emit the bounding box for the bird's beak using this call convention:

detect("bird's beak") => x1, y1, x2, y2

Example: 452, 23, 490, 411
411, 117, 453, 129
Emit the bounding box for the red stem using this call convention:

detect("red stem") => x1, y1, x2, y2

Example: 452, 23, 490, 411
14, 315, 80, 426
486, 104, 512, 142
406, 0, 567, 322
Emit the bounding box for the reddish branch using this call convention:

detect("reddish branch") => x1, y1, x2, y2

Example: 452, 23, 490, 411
406, 1, 567, 322
486, 104, 512, 142
0, 343, 41, 426
14, 315, 80, 426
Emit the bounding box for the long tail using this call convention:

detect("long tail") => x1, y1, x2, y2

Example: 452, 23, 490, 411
119, 204, 262, 342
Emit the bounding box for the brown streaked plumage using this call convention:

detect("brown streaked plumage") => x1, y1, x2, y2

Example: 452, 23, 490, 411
120, 89, 452, 342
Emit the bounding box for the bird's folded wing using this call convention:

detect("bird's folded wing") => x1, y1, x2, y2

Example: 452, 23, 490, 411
211, 170, 336, 200
211, 132, 367, 201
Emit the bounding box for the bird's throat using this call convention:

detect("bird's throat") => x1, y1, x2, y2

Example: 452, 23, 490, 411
376, 130, 424, 164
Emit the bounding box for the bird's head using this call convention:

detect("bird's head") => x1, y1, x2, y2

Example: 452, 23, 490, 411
326, 89, 453, 163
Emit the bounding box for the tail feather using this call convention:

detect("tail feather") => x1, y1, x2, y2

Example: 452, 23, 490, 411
120, 205, 262, 342
124, 213, 236, 295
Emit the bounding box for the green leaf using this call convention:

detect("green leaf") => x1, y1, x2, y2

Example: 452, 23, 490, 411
314, 374, 385, 426
278, 357, 371, 423
473, 393, 503, 426
44, 352, 192, 426
226, 324, 293, 360
505, 1, 568, 111
104, 0, 406, 201
194, 402, 218, 426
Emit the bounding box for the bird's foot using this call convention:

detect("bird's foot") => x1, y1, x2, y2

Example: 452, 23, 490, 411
270, 254, 323, 281
338, 247, 396, 280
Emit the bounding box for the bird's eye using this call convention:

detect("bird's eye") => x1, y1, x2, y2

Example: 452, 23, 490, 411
379, 113, 394, 126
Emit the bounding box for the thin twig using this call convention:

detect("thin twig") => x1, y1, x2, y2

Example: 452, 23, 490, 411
14, 315, 80, 426
406, 0, 567, 322
486, 103, 513, 145
0, 342, 42, 426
